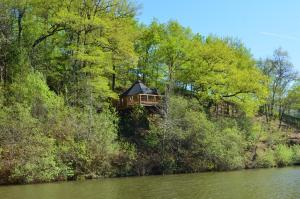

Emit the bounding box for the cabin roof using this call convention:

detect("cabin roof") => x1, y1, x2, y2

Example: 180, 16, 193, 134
120, 80, 159, 97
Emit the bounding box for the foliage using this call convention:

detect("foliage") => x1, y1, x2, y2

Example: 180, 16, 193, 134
111, 141, 137, 176
274, 144, 294, 167
292, 145, 300, 163
0, 71, 127, 183
284, 84, 300, 111
0, 0, 299, 185
255, 149, 276, 168
0, 104, 62, 184
190, 37, 269, 115
143, 96, 246, 173
255, 144, 300, 168
258, 48, 298, 123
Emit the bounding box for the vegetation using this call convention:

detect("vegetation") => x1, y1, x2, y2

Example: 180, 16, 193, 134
0, 0, 299, 184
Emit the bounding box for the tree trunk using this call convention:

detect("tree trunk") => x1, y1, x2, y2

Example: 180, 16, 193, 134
278, 104, 285, 129
17, 9, 25, 46
112, 64, 116, 91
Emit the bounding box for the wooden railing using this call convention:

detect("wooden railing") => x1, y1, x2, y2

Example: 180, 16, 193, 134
119, 94, 161, 109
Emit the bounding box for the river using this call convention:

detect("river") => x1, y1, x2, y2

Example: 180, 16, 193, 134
1, 167, 300, 199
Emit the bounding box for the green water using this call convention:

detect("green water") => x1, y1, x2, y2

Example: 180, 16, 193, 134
1, 167, 300, 199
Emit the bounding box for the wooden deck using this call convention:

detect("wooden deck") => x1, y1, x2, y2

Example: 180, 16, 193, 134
119, 94, 162, 109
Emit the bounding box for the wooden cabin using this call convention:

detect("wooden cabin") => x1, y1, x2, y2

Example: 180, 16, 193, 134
118, 80, 162, 110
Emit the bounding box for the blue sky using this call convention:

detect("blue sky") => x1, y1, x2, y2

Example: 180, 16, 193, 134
136, 0, 300, 72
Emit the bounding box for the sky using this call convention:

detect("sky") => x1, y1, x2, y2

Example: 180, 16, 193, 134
136, 0, 300, 72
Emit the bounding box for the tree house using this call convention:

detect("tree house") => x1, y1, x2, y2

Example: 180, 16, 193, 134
118, 80, 162, 110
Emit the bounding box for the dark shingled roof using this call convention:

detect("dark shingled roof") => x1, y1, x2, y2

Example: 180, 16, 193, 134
121, 80, 159, 97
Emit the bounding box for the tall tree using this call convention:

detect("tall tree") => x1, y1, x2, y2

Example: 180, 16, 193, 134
158, 21, 194, 96
258, 48, 298, 122
188, 37, 268, 115
3, 0, 137, 103
279, 82, 300, 127
134, 21, 165, 89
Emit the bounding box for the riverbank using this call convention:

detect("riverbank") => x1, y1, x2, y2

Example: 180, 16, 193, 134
1, 96, 300, 185
1, 0, 300, 188
1, 159, 300, 186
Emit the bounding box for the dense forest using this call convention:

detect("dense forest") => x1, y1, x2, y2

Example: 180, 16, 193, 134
0, 0, 300, 184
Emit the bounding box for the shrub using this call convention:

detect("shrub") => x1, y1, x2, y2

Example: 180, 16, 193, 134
55, 108, 120, 179
0, 72, 122, 183
292, 145, 300, 164
144, 96, 246, 173
111, 141, 137, 176
214, 127, 246, 170
274, 144, 294, 167
255, 149, 275, 168
10, 135, 62, 183
10, 72, 64, 112
0, 105, 63, 184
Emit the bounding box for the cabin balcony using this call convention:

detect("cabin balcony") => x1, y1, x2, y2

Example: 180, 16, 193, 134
119, 94, 162, 109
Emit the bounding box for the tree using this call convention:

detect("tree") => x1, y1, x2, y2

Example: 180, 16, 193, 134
0, 0, 299, 185
135, 20, 195, 95
158, 21, 194, 96
279, 82, 300, 127
188, 37, 268, 115
258, 48, 298, 122
134, 21, 165, 89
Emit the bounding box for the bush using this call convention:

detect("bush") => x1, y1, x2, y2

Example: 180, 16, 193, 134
0, 105, 63, 184
255, 149, 275, 168
0, 72, 123, 183
111, 141, 137, 176
54, 107, 120, 179
10, 72, 64, 111
144, 96, 246, 173
274, 144, 294, 167
292, 145, 300, 164
211, 127, 246, 170
10, 135, 62, 183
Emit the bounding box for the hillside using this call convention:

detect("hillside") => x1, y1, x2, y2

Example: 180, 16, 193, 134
0, 0, 299, 185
